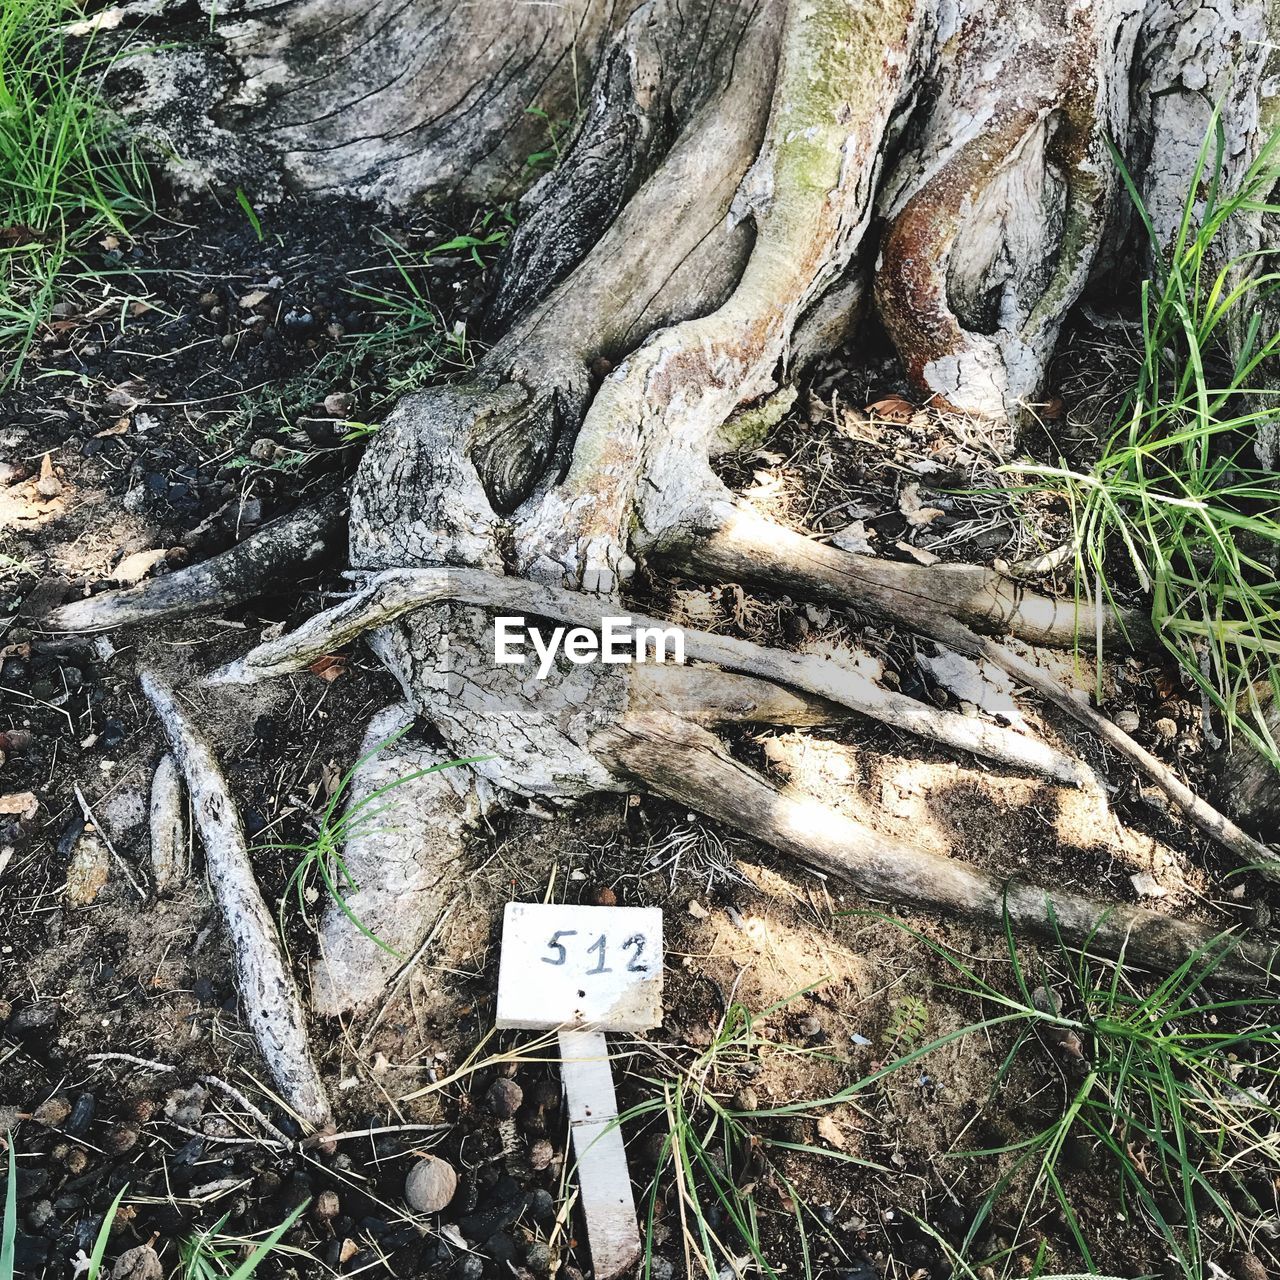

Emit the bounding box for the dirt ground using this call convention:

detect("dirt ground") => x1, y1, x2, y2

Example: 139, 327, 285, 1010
1, 196, 1276, 1280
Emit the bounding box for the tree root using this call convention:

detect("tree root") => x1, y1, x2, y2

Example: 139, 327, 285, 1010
46, 494, 346, 634
514, 0, 928, 592
139, 670, 332, 1130
310, 703, 483, 1017
148, 752, 187, 895
597, 708, 1279, 987
874, 0, 1142, 418
209, 566, 1089, 788
679, 504, 1280, 878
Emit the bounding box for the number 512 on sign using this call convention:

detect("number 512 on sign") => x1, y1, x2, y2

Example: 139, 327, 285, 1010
496, 902, 664, 1032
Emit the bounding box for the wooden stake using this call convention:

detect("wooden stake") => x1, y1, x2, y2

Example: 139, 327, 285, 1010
559, 1029, 642, 1280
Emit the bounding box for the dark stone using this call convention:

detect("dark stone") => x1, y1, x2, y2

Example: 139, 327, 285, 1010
485, 1231, 518, 1267
66, 1093, 96, 1136
524, 1188, 555, 1227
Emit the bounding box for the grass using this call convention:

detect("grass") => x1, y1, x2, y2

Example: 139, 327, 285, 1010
179, 1202, 309, 1280
618, 917, 1280, 1279
1014, 111, 1280, 771
0, 0, 153, 382
211, 223, 486, 461
259, 725, 486, 958
867, 912, 1280, 1279
1, 1138, 15, 1280
620, 991, 885, 1280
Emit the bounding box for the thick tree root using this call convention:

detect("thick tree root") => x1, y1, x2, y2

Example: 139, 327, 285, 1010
46, 495, 346, 634
139, 670, 332, 1130
874, 0, 1142, 417
209, 567, 1089, 788
310, 703, 483, 1017
597, 709, 1279, 987
515, 0, 927, 591
680, 506, 1280, 878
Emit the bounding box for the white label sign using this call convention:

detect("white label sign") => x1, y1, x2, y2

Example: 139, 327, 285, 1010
496, 902, 663, 1032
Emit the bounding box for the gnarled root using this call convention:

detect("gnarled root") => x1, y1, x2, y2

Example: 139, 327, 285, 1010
139, 670, 332, 1130
515, 0, 929, 591
209, 566, 1090, 788
598, 708, 1279, 986
678, 503, 1280, 878
310, 703, 486, 1017
874, 0, 1142, 417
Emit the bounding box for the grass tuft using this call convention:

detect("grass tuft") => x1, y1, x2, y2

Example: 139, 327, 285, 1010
1013, 110, 1280, 770
863, 910, 1280, 1279
0, 0, 152, 382
258, 725, 485, 957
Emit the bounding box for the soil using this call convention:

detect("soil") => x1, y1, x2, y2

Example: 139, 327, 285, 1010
2, 194, 1277, 1280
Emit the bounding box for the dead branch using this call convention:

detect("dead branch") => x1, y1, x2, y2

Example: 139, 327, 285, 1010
139, 669, 333, 1130
596, 709, 1279, 987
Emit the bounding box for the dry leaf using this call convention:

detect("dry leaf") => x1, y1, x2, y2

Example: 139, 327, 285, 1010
309, 654, 348, 683
238, 289, 270, 309
816, 1116, 847, 1150
894, 541, 940, 566
94, 417, 130, 438
898, 481, 944, 528
105, 381, 145, 409
111, 548, 168, 586
866, 394, 916, 423
830, 521, 873, 555
0, 791, 38, 820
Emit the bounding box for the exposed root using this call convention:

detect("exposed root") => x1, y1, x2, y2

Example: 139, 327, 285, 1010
139, 670, 332, 1130
678, 503, 1147, 650
148, 752, 187, 895
514, 0, 928, 591
46, 494, 346, 634
875, 0, 1142, 417
310, 703, 484, 1017
210, 567, 1089, 787
597, 708, 1279, 986
682, 508, 1280, 878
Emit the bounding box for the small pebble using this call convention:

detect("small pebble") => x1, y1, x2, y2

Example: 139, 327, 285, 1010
1238, 1253, 1268, 1280
1114, 708, 1140, 733
524, 1240, 551, 1272
528, 1139, 554, 1171
313, 1190, 341, 1221
798, 1015, 822, 1038
111, 1244, 163, 1280
32, 1095, 71, 1128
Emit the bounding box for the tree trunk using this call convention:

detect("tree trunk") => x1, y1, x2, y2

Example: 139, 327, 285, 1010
74, 0, 1280, 1014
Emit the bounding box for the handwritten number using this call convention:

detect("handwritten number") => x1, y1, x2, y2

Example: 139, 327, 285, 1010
586, 934, 611, 974
543, 930, 576, 965
623, 933, 647, 972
